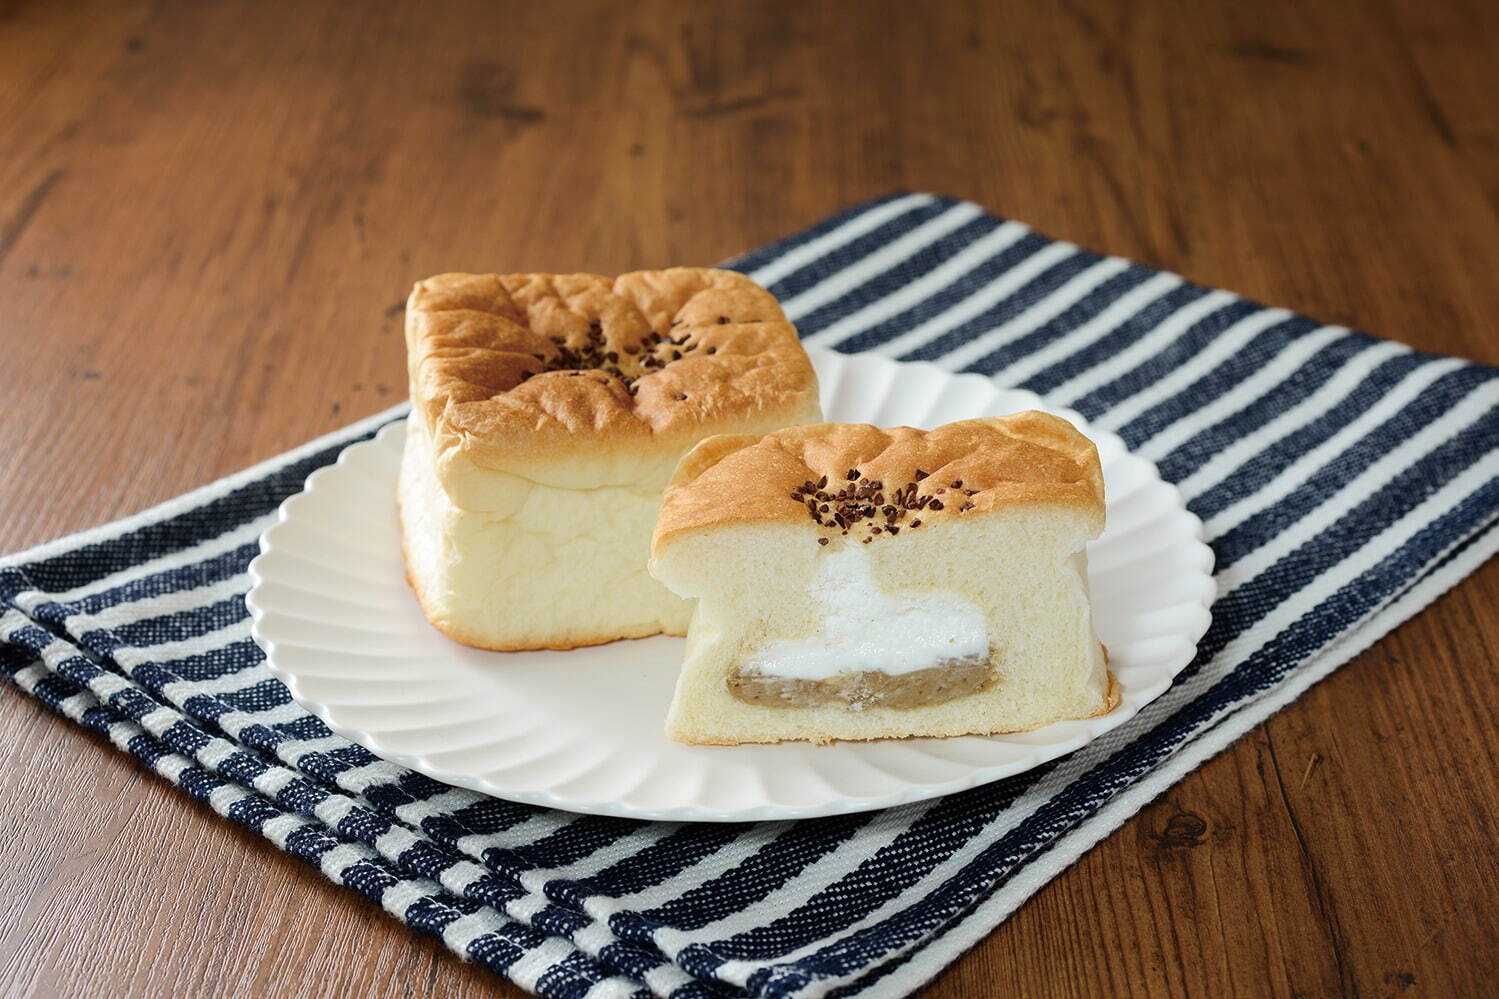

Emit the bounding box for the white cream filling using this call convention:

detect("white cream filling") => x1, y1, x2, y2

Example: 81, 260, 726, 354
743, 542, 989, 681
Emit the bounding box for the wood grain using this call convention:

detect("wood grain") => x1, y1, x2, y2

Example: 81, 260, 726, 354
2, 0, 1496, 995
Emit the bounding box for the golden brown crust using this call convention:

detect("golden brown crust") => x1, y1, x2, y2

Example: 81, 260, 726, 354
405, 268, 819, 480
653, 412, 1105, 550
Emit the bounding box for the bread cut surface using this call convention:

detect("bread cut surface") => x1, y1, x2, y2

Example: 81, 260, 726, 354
649, 414, 1115, 744
399, 267, 821, 651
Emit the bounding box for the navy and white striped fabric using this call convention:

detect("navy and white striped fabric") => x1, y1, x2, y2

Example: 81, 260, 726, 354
4, 193, 1496, 998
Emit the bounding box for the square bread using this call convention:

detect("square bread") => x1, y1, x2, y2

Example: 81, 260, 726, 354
649, 413, 1116, 745
400, 268, 821, 650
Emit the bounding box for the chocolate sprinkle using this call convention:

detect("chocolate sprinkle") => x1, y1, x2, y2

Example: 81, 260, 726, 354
787, 465, 973, 547
513, 310, 720, 391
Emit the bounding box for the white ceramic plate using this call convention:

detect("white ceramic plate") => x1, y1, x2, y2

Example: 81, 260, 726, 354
247, 349, 1214, 822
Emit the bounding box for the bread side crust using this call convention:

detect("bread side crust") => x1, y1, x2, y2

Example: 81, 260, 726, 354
396, 422, 691, 652
397, 519, 688, 652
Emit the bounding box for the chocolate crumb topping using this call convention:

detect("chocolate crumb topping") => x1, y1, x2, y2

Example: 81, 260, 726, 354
516, 308, 733, 392
787, 464, 982, 546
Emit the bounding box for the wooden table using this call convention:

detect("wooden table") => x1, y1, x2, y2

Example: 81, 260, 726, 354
3, 1, 1496, 994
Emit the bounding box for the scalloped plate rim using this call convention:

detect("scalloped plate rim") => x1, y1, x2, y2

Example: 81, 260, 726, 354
246, 347, 1215, 822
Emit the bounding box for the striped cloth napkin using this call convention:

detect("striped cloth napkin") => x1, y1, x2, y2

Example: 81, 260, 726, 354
3, 193, 1496, 998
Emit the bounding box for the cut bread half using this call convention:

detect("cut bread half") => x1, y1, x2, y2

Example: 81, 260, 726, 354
649, 414, 1116, 745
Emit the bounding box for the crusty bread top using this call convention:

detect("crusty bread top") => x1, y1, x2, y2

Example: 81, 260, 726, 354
653, 413, 1105, 550
406, 268, 819, 485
